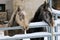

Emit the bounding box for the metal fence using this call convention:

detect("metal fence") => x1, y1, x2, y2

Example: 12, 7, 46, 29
0, 9, 60, 40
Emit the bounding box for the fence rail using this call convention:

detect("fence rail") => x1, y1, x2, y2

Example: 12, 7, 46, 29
0, 19, 60, 40
0, 21, 48, 30
0, 19, 60, 31
0, 32, 51, 40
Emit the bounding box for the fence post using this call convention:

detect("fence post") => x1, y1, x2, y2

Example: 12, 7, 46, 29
55, 26, 58, 40
23, 30, 30, 40
47, 26, 51, 40
54, 8, 58, 40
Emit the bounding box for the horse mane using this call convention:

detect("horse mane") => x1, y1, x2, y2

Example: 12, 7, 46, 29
30, 1, 49, 22
30, 1, 54, 27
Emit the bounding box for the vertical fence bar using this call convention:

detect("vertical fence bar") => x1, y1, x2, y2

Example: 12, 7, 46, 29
23, 30, 30, 40
54, 10, 58, 40
49, 0, 52, 40
47, 26, 51, 40
48, 0, 52, 40
55, 14, 58, 20
55, 26, 58, 40
49, 0, 58, 40
49, 0, 52, 8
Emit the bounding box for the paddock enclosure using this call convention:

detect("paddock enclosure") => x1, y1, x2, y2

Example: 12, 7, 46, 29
0, 0, 60, 40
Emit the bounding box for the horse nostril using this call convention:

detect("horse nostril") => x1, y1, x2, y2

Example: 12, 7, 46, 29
23, 26, 29, 30
25, 26, 29, 30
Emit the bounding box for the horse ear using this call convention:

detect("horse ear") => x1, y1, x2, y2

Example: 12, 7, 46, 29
43, 1, 47, 9
47, 3, 49, 7
44, 1, 46, 4
44, 1, 47, 6
17, 6, 21, 12
43, 1, 49, 9
44, 1, 49, 6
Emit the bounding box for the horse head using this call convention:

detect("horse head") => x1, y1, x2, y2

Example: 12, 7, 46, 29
35, 1, 55, 27
15, 7, 29, 30
42, 1, 55, 27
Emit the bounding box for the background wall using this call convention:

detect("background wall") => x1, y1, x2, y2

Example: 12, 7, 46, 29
13, 0, 45, 20
0, 0, 46, 20
0, 0, 13, 12
0, 0, 13, 20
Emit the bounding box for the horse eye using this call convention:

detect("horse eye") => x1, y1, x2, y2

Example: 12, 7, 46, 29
19, 14, 24, 21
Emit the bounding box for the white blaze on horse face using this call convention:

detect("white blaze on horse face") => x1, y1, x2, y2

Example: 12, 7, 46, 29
15, 10, 29, 30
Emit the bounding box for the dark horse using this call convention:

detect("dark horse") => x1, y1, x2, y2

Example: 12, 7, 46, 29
27, 1, 54, 40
